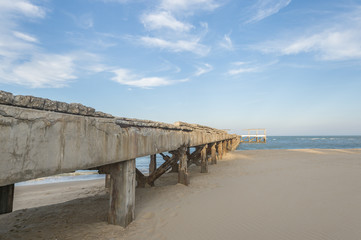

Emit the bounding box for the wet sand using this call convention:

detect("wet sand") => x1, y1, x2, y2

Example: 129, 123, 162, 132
1, 149, 361, 240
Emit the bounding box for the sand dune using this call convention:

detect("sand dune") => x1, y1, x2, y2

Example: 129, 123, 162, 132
1, 149, 361, 240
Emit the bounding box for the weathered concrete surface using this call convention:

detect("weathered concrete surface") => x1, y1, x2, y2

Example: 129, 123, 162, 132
0, 93, 238, 186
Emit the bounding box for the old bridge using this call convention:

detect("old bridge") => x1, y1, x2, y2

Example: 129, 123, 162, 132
0, 90, 240, 227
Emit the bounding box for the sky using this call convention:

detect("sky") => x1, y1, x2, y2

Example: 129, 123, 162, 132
0, 0, 361, 135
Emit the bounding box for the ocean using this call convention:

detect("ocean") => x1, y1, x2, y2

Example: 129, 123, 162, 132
237, 135, 361, 150
17, 136, 361, 186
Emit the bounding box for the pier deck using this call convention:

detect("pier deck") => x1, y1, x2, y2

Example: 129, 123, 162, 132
0, 91, 240, 227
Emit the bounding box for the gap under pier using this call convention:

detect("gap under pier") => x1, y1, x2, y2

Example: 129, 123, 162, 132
0, 91, 240, 227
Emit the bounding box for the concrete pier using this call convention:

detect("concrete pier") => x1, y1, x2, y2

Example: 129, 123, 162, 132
0, 90, 241, 226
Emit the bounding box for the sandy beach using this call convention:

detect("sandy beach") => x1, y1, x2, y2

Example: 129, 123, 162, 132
1, 149, 361, 240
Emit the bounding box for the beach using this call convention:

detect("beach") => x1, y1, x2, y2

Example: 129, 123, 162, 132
1, 149, 361, 240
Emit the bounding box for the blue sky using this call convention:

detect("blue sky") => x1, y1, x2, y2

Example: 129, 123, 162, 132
0, 0, 361, 135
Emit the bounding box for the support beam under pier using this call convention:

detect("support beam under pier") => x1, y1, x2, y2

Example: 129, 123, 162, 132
149, 154, 157, 174
201, 144, 208, 173
217, 142, 223, 160
108, 159, 136, 227
210, 143, 217, 165
178, 146, 189, 186
0, 184, 14, 214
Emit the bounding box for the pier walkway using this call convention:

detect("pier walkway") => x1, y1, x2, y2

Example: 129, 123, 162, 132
0, 91, 240, 227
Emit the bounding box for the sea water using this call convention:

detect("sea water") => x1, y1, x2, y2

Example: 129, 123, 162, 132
17, 136, 361, 186
237, 136, 361, 150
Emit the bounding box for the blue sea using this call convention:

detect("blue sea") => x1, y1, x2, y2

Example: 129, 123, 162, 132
17, 136, 361, 186
237, 136, 361, 150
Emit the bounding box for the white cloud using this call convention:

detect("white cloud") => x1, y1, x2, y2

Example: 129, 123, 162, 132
135, 0, 214, 56
111, 68, 186, 88
13, 31, 38, 43
228, 61, 277, 75
141, 11, 193, 32
281, 30, 361, 60
0, 0, 80, 88
247, 0, 291, 23
255, 8, 361, 61
220, 34, 233, 50
140, 36, 210, 56
228, 66, 259, 75
0, 0, 46, 18
160, 0, 219, 12
1, 54, 76, 88
194, 63, 213, 76
101, 0, 129, 3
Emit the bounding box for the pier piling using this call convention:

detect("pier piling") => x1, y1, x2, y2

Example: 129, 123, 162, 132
0, 184, 14, 214
108, 159, 135, 227
201, 145, 208, 173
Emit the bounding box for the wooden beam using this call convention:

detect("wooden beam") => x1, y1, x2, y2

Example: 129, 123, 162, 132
146, 154, 178, 185
178, 145, 189, 185
105, 174, 111, 188
200, 144, 208, 173
211, 143, 217, 164
187, 146, 202, 167
149, 154, 157, 174
0, 184, 14, 214
217, 142, 223, 160
108, 159, 135, 227
222, 141, 227, 156
135, 168, 147, 188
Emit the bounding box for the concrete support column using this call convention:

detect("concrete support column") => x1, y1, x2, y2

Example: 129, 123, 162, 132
228, 139, 233, 151
178, 146, 189, 186
222, 141, 227, 156
201, 144, 208, 173
105, 174, 111, 188
231, 138, 240, 150
217, 142, 223, 160
149, 154, 157, 174
0, 184, 14, 214
108, 159, 135, 227
211, 143, 217, 165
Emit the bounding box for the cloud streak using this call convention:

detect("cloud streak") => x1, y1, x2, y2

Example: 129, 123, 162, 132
194, 63, 213, 76
254, 7, 361, 61
160, 0, 219, 12
246, 0, 291, 23
219, 34, 233, 50
140, 36, 210, 56
111, 68, 187, 88
0, 0, 46, 18
228, 61, 277, 75
141, 11, 193, 32
0, 0, 79, 88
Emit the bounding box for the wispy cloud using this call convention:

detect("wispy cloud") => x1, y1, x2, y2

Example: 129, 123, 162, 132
0, 0, 79, 88
194, 63, 213, 76
140, 36, 210, 56
111, 68, 187, 88
135, 0, 215, 56
219, 34, 233, 50
141, 11, 193, 32
246, 0, 291, 23
254, 7, 361, 61
0, 0, 46, 18
2, 54, 76, 88
12, 31, 38, 43
160, 0, 219, 12
227, 61, 277, 75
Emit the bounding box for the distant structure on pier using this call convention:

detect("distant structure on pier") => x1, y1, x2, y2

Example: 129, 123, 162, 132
240, 129, 267, 143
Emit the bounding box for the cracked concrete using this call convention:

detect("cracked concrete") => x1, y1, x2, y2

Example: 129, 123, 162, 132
0, 92, 239, 186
